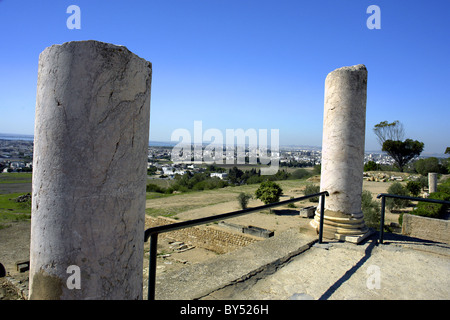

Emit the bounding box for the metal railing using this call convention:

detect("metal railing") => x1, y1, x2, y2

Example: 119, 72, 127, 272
376, 193, 450, 244
144, 191, 329, 300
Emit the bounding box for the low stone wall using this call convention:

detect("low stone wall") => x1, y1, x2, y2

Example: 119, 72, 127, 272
402, 214, 450, 244
146, 216, 261, 254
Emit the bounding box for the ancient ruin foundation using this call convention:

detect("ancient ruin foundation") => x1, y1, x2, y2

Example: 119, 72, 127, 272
311, 64, 370, 243
29, 41, 152, 299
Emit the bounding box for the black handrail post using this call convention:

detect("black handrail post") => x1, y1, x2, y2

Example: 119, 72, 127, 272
319, 193, 326, 244
148, 233, 158, 301
379, 195, 386, 244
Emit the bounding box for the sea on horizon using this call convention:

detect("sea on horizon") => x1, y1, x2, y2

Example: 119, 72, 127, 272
0, 133, 176, 147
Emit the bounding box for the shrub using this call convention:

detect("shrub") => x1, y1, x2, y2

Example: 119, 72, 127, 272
361, 190, 380, 229
364, 161, 380, 171
303, 184, 320, 202
386, 182, 409, 211
407, 178, 450, 220
285, 196, 296, 208
417, 176, 428, 190
290, 169, 312, 180
146, 183, 165, 193
406, 181, 421, 197
313, 165, 321, 175
437, 177, 450, 195
165, 187, 174, 194
413, 191, 450, 219
237, 193, 252, 209
246, 175, 264, 184
255, 181, 283, 205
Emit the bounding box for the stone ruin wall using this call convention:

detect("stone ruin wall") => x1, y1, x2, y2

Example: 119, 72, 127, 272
402, 214, 450, 244
146, 216, 261, 254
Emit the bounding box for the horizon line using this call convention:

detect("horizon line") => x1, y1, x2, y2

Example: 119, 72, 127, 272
1, 133, 447, 156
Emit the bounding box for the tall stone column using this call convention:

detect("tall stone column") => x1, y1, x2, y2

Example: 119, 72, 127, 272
29, 41, 152, 299
428, 173, 437, 193
311, 64, 370, 243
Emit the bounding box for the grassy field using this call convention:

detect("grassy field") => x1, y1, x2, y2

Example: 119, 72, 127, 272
0, 171, 318, 226
216, 164, 315, 174
0, 172, 32, 184
146, 176, 177, 189
0, 192, 31, 229
0, 172, 32, 194
144, 178, 316, 218
0, 170, 399, 233
0, 173, 32, 228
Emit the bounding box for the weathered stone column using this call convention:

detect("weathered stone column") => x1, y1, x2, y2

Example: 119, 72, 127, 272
29, 41, 152, 299
311, 64, 370, 243
428, 173, 437, 193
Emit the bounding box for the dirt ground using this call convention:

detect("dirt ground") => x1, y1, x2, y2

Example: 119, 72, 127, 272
0, 221, 30, 300
0, 178, 404, 299
154, 179, 405, 236
143, 179, 404, 278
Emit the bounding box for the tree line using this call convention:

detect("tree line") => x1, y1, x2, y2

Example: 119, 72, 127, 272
364, 157, 449, 175
146, 166, 317, 194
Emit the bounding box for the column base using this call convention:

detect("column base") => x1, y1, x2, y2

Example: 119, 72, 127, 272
310, 209, 372, 244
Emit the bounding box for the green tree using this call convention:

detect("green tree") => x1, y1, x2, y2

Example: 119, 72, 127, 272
414, 157, 445, 176
386, 182, 410, 211
146, 183, 165, 193
147, 165, 157, 175
273, 169, 290, 181
313, 164, 321, 175
303, 183, 320, 202
361, 190, 380, 229
406, 181, 421, 197
228, 166, 244, 184
205, 164, 226, 173
373, 120, 424, 172
417, 175, 428, 190
445, 148, 450, 173
255, 181, 283, 206
237, 193, 252, 209
382, 139, 424, 172
364, 161, 380, 171
290, 168, 312, 180
373, 120, 405, 145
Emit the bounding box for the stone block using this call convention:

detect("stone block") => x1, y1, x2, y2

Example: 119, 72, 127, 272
299, 206, 316, 218
243, 226, 274, 238
402, 214, 449, 244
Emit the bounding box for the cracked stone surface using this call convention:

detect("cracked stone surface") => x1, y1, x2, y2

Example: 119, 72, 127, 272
30, 41, 152, 300
312, 65, 369, 239
321, 64, 367, 216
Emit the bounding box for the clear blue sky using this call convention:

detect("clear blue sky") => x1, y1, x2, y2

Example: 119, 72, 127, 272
0, 0, 449, 154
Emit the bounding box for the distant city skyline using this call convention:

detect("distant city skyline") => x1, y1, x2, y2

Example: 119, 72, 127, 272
1, 1, 449, 154
0, 132, 447, 158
